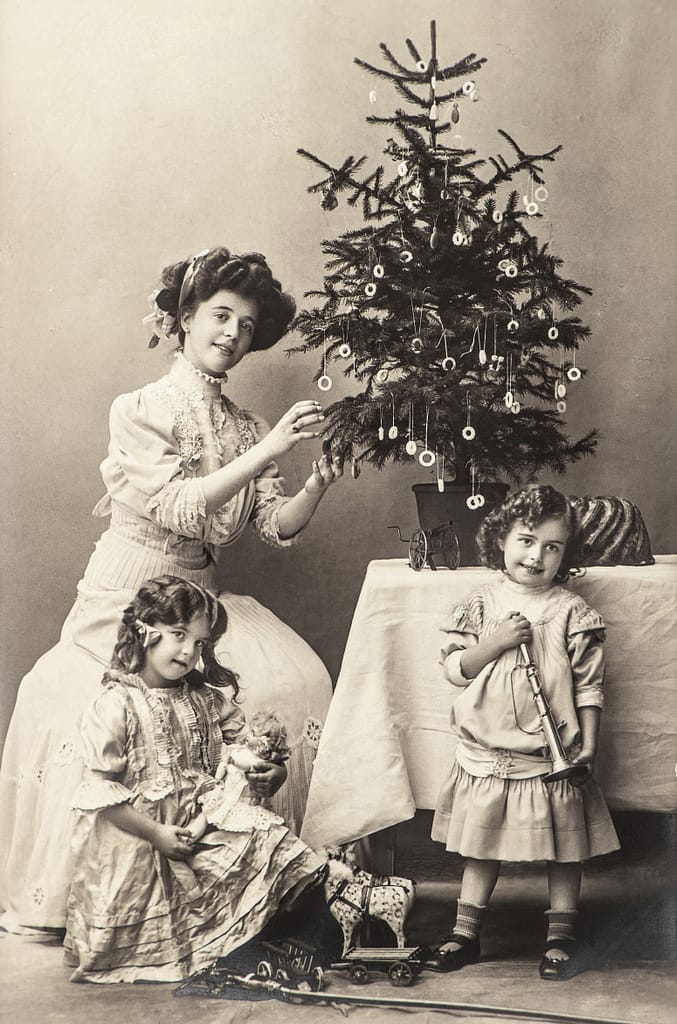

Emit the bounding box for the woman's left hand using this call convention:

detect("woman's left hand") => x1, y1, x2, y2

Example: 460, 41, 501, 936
245, 760, 288, 799
304, 453, 344, 495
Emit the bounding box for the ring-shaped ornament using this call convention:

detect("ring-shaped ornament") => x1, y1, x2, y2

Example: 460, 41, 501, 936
442, 356, 456, 371
526, 201, 539, 216
405, 439, 418, 456
557, 399, 567, 413
399, 250, 413, 264
365, 282, 377, 298
548, 326, 559, 340
505, 263, 518, 278
534, 185, 549, 202
373, 264, 385, 279
388, 425, 399, 440
419, 449, 436, 468
411, 337, 423, 353
462, 425, 476, 441
504, 390, 514, 408
567, 366, 582, 382
317, 375, 333, 392
338, 343, 352, 358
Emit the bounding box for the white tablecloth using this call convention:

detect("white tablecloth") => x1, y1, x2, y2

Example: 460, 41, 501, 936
301, 557, 677, 850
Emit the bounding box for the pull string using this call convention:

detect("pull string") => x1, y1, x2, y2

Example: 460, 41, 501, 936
318, 331, 332, 392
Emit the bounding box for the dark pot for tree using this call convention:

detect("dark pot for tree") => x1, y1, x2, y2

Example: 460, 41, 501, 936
412, 482, 510, 567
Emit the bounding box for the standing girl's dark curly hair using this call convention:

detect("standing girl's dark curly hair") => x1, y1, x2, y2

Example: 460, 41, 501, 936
153, 247, 296, 351
477, 485, 585, 583
110, 576, 239, 696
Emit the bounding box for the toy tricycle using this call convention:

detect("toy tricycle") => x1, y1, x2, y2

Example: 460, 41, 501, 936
388, 522, 460, 571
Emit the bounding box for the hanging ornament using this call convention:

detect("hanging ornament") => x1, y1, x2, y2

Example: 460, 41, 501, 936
376, 367, 389, 383
365, 282, 377, 298
388, 394, 399, 439
405, 439, 417, 456
511, 401, 521, 415
430, 226, 440, 249
470, 89, 480, 102
351, 458, 361, 479
507, 318, 520, 333
567, 365, 582, 382
378, 404, 385, 442
338, 342, 352, 358
410, 296, 426, 353
429, 101, 438, 121
534, 185, 549, 203
548, 325, 559, 341
462, 80, 475, 94
398, 161, 409, 178
492, 210, 503, 224
416, 59, 428, 73
504, 354, 515, 408
400, 250, 413, 264
405, 403, 417, 455
505, 262, 518, 278
419, 407, 435, 466
466, 462, 484, 509
411, 337, 423, 353
436, 452, 445, 493
536, 307, 547, 320
373, 263, 385, 279
556, 381, 567, 399
451, 102, 460, 124
369, 89, 377, 104
462, 424, 476, 441
321, 188, 338, 211
452, 231, 464, 246
317, 332, 332, 391
526, 201, 539, 216
497, 258, 510, 272
557, 399, 567, 414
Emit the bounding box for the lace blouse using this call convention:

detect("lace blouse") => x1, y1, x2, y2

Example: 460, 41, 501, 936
94, 353, 299, 550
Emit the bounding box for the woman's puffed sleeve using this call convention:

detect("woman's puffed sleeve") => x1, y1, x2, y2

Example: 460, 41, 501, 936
103, 390, 207, 537
72, 688, 133, 811
243, 410, 301, 548
439, 594, 484, 686
567, 598, 606, 711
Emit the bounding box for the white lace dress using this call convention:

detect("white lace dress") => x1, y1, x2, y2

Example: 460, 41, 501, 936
0, 353, 331, 930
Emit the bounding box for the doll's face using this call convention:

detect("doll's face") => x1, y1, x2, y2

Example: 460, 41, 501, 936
140, 613, 211, 688
499, 516, 568, 588
181, 289, 259, 377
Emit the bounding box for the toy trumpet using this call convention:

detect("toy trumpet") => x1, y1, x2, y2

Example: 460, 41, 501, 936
518, 643, 589, 785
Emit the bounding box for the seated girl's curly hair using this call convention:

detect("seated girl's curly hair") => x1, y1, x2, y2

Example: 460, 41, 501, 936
154, 246, 296, 351
110, 575, 239, 696
477, 485, 585, 582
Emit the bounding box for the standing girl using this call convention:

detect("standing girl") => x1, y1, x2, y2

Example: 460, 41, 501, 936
0, 246, 341, 931
64, 576, 324, 983
426, 485, 619, 980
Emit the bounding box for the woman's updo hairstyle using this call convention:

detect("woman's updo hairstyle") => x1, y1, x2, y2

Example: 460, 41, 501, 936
476, 484, 585, 583
110, 575, 239, 695
154, 246, 296, 351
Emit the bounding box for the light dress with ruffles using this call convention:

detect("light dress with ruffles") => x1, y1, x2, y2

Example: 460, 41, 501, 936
431, 573, 620, 862
0, 352, 331, 931
63, 672, 323, 983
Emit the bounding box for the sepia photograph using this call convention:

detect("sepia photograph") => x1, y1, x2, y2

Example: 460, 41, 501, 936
1, 1, 675, 1021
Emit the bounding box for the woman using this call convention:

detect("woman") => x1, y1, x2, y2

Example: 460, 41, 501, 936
0, 246, 342, 931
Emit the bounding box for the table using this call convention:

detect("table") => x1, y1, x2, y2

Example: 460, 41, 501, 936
300, 557, 677, 851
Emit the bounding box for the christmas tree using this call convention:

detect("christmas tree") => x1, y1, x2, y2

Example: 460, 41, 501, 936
290, 20, 597, 501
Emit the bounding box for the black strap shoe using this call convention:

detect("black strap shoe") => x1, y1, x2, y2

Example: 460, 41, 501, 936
423, 932, 481, 973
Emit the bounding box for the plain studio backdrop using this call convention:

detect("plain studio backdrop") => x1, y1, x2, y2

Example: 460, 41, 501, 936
1, 0, 675, 746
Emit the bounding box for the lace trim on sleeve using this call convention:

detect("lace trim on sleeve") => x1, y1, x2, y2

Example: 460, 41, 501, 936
73, 778, 132, 811
441, 592, 485, 636
146, 476, 207, 537
253, 494, 300, 548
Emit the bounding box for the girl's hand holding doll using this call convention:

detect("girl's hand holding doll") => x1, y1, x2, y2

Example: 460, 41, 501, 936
245, 760, 287, 800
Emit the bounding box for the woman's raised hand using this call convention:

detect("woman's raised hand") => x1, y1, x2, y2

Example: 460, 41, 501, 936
265, 401, 326, 460
304, 452, 344, 494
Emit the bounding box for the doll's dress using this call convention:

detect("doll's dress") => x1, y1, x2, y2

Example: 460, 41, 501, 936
63, 674, 323, 983
0, 353, 331, 931
431, 574, 620, 862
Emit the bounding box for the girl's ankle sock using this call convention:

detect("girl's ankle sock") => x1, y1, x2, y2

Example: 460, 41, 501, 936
454, 899, 485, 941
545, 908, 578, 945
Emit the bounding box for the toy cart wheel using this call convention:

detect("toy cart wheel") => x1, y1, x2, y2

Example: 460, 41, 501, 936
256, 960, 273, 978
388, 960, 415, 986
349, 962, 369, 984
275, 968, 290, 981
409, 529, 428, 571
440, 525, 461, 569
310, 966, 324, 991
